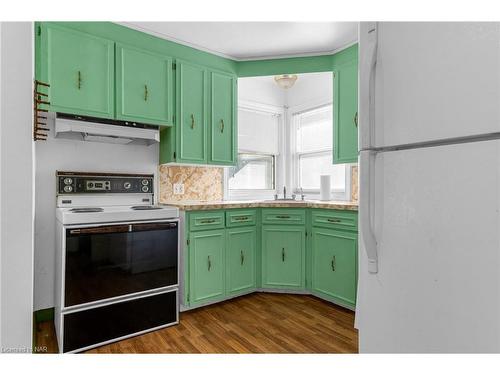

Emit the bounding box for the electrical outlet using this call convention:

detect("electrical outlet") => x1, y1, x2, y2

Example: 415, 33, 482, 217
173, 183, 184, 195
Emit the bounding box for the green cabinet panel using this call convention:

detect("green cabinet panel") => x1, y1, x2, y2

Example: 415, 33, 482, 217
40, 24, 114, 118
176, 60, 208, 163
189, 210, 225, 231
226, 227, 256, 294
333, 58, 359, 164
262, 226, 305, 289
311, 227, 357, 307
209, 71, 237, 165
225, 209, 257, 228
116, 44, 173, 126
311, 209, 358, 231
189, 229, 225, 305
261, 209, 306, 225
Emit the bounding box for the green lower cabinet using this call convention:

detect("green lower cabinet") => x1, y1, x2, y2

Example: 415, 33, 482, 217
189, 229, 225, 305
261, 225, 305, 290
311, 227, 357, 308
226, 227, 256, 295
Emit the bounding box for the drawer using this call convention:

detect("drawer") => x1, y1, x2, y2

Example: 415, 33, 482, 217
311, 209, 358, 231
225, 209, 257, 227
261, 209, 305, 225
189, 210, 225, 231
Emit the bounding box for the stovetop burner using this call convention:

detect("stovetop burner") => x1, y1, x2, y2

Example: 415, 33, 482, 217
131, 205, 163, 211
70, 207, 104, 213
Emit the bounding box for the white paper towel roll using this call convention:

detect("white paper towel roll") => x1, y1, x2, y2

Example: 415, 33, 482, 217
320, 175, 331, 201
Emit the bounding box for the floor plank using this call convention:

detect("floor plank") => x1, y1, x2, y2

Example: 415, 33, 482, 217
35, 293, 358, 354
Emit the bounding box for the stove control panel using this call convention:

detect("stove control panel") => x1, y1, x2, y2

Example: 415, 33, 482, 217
57, 172, 154, 194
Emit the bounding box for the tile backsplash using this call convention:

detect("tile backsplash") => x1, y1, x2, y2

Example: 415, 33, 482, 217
159, 165, 223, 203
159, 164, 358, 203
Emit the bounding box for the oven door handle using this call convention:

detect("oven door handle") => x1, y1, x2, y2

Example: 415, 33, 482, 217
69, 225, 130, 235
131, 222, 178, 232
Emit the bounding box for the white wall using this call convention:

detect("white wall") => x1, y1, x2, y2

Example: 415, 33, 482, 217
285, 72, 333, 109
238, 76, 285, 107
34, 114, 159, 310
0, 22, 35, 352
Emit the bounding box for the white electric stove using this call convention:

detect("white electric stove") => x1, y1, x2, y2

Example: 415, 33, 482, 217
54, 171, 179, 353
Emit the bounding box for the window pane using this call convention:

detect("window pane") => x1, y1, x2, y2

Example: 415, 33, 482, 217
299, 154, 345, 190
296, 106, 333, 152
229, 154, 274, 190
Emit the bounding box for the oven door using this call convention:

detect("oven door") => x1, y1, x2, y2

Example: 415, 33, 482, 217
64, 221, 178, 308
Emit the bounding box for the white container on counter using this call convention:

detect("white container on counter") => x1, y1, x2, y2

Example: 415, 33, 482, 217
320, 175, 331, 201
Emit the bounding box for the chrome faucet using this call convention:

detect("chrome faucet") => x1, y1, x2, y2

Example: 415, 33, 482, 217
283, 186, 286, 199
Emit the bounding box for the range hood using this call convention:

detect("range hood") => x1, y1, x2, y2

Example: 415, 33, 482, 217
54, 114, 160, 146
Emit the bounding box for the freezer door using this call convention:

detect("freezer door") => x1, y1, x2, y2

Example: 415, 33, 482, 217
360, 22, 500, 149
357, 140, 500, 352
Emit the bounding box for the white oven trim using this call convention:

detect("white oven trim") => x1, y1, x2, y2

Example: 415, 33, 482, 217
56, 218, 180, 353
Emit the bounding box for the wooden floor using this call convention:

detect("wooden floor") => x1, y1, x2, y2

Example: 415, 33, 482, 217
36, 293, 358, 354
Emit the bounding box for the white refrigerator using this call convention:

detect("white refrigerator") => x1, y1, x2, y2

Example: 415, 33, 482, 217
356, 22, 500, 352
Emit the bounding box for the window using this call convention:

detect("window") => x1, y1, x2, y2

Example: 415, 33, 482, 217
293, 105, 347, 193
228, 154, 275, 190
226, 104, 282, 199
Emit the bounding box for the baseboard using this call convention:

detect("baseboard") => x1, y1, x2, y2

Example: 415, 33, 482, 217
34, 307, 55, 323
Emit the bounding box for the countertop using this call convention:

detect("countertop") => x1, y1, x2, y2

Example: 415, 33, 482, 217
160, 199, 358, 211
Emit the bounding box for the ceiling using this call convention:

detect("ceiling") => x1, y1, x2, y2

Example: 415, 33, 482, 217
118, 22, 358, 60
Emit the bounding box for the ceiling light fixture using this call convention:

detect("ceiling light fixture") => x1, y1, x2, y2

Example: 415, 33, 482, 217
274, 74, 298, 89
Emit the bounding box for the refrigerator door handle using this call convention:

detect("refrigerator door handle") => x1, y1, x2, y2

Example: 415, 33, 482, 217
359, 22, 378, 151
360, 150, 378, 273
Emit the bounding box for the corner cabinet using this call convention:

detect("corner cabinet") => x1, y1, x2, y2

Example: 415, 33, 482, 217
115, 44, 173, 126
209, 71, 237, 165
160, 64, 237, 166
333, 57, 359, 164
175, 60, 208, 164
226, 227, 256, 295
38, 24, 115, 119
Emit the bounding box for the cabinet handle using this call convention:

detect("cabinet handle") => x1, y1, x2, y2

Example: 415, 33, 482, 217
208, 255, 212, 271
276, 215, 290, 219
327, 218, 341, 223
144, 84, 148, 101
200, 218, 216, 224
220, 119, 224, 133
282, 247, 285, 262
190, 114, 195, 129
354, 111, 358, 127
240, 250, 244, 265
235, 216, 248, 221
77, 71, 82, 90
331, 255, 336, 271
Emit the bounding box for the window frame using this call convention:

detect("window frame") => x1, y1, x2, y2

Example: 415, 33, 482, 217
224, 100, 284, 201
289, 102, 351, 201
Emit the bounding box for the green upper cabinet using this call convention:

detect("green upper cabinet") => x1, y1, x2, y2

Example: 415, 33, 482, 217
261, 226, 305, 290
176, 60, 208, 163
115, 44, 173, 126
311, 227, 357, 307
39, 24, 114, 118
209, 71, 237, 165
226, 227, 256, 295
189, 229, 225, 305
333, 58, 359, 164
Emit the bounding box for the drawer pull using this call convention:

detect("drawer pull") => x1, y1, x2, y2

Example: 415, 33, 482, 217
144, 84, 148, 101
331, 255, 336, 271
190, 114, 195, 129
282, 247, 285, 262
77, 70, 82, 89
200, 219, 217, 224
240, 250, 245, 265
327, 218, 342, 223
276, 215, 290, 219
208, 255, 212, 271
235, 216, 249, 221
220, 119, 225, 133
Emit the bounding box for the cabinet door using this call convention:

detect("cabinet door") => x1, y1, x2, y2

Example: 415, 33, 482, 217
333, 58, 358, 164
209, 71, 236, 165
189, 229, 225, 305
262, 226, 305, 289
311, 227, 357, 307
176, 61, 207, 163
226, 227, 256, 295
116, 44, 173, 126
41, 24, 114, 118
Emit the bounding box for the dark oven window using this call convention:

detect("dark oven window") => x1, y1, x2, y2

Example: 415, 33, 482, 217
64, 221, 178, 307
